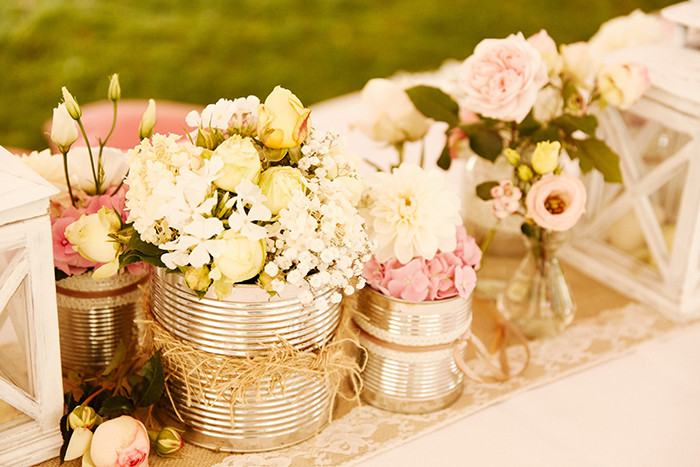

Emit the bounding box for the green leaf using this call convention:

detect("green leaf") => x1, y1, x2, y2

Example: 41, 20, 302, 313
436, 144, 452, 170
569, 138, 622, 183
102, 340, 127, 376
521, 222, 538, 239
530, 125, 562, 144
99, 395, 135, 418
552, 114, 598, 136
121, 231, 166, 268
132, 351, 165, 407
405, 85, 459, 127
476, 181, 499, 201
465, 127, 502, 161
516, 111, 541, 136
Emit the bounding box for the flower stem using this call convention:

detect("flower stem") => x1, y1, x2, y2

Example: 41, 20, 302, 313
61, 150, 77, 207
76, 118, 101, 194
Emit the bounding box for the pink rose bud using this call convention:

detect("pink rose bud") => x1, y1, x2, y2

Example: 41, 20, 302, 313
90, 415, 150, 467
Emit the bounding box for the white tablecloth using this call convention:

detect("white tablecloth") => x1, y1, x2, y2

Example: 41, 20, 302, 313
357, 320, 700, 466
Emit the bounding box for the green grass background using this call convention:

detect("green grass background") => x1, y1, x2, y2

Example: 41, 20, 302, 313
0, 0, 677, 150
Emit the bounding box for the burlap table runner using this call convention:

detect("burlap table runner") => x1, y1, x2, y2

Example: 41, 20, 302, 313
37, 258, 685, 466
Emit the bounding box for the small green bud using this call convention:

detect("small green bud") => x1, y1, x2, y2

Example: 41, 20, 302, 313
61, 87, 82, 120
108, 74, 121, 102
152, 426, 184, 457
517, 165, 534, 182
184, 266, 211, 292
138, 99, 157, 140
505, 148, 521, 165
67, 405, 98, 430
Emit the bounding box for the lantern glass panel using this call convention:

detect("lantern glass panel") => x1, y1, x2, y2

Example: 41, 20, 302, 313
0, 248, 34, 399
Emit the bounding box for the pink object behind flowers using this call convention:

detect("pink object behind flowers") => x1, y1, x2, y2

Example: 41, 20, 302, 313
362, 226, 480, 302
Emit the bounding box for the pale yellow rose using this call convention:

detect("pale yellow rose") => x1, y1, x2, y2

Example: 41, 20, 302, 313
531, 141, 560, 175
214, 230, 266, 283
560, 41, 597, 89
65, 207, 121, 264
257, 86, 310, 149
258, 166, 305, 215
212, 134, 262, 192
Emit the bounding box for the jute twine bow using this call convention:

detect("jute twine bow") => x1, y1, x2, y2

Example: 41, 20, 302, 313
140, 297, 365, 427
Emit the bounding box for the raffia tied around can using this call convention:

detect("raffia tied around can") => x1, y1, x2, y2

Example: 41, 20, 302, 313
143, 269, 363, 452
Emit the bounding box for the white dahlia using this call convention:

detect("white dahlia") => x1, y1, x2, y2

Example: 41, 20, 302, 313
365, 163, 461, 264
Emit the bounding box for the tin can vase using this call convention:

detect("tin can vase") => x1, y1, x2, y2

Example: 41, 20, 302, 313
149, 268, 342, 452
55, 271, 148, 372
352, 286, 472, 414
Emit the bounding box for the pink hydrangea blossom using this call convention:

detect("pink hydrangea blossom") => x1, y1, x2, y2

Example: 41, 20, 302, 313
362, 227, 480, 302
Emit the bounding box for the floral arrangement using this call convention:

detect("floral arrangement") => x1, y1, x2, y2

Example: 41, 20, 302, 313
19, 75, 152, 279
400, 29, 650, 242
360, 163, 481, 302
84, 86, 372, 302
60, 351, 184, 466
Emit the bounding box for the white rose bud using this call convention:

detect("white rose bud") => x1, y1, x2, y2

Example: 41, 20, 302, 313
50, 104, 79, 153
596, 62, 650, 110
138, 99, 157, 140
65, 207, 121, 264
61, 86, 82, 119
212, 135, 262, 192
257, 86, 311, 149
258, 166, 305, 215
214, 230, 266, 283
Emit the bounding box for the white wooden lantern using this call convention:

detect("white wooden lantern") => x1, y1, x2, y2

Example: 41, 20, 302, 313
0, 147, 63, 466
563, 45, 700, 321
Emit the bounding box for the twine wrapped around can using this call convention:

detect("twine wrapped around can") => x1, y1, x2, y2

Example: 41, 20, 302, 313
55, 271, 148, 372
145, 268, 362, 452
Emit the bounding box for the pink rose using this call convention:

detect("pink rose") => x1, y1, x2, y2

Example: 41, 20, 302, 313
90, 415, 150, 467
525, 174, 587, 231
384, 258, 431, 302
457, 32, 548, 123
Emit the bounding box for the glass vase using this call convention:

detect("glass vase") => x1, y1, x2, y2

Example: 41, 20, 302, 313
497, 231, 575, 339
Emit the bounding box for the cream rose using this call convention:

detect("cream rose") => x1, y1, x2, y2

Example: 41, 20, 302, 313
258, 166, 305, 215
526, 174, 587, 231
90, 415, 150, 467
589, 9, 673, 55
65, 207, 121, 263
214, 230, 266, 283
560, 41, 597, 89
527, 29, 563, 76
212, 134, 262, 192
354, 78, 432, 144
596, 62, 650, 110
257, 86, 310, 149
457, 32, 548, 123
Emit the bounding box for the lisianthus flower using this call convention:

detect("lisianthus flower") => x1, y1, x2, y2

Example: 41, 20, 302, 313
525, 174, 587, 231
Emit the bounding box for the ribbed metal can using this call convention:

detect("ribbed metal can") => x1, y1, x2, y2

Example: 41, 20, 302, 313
150, 268, 340, 452
352, 286, 472, 413
55, 271, 147, 372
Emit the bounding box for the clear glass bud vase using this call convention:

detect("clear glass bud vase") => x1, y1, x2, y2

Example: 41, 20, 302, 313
497, 230, 575, 339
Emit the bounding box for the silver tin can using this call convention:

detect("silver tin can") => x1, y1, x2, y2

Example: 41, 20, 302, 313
56, 271, 147, 372
150, 268, 340, 452
352, 286, 471, 413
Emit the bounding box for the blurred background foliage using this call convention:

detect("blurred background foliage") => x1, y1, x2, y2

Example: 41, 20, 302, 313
0, 0, 677, 150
